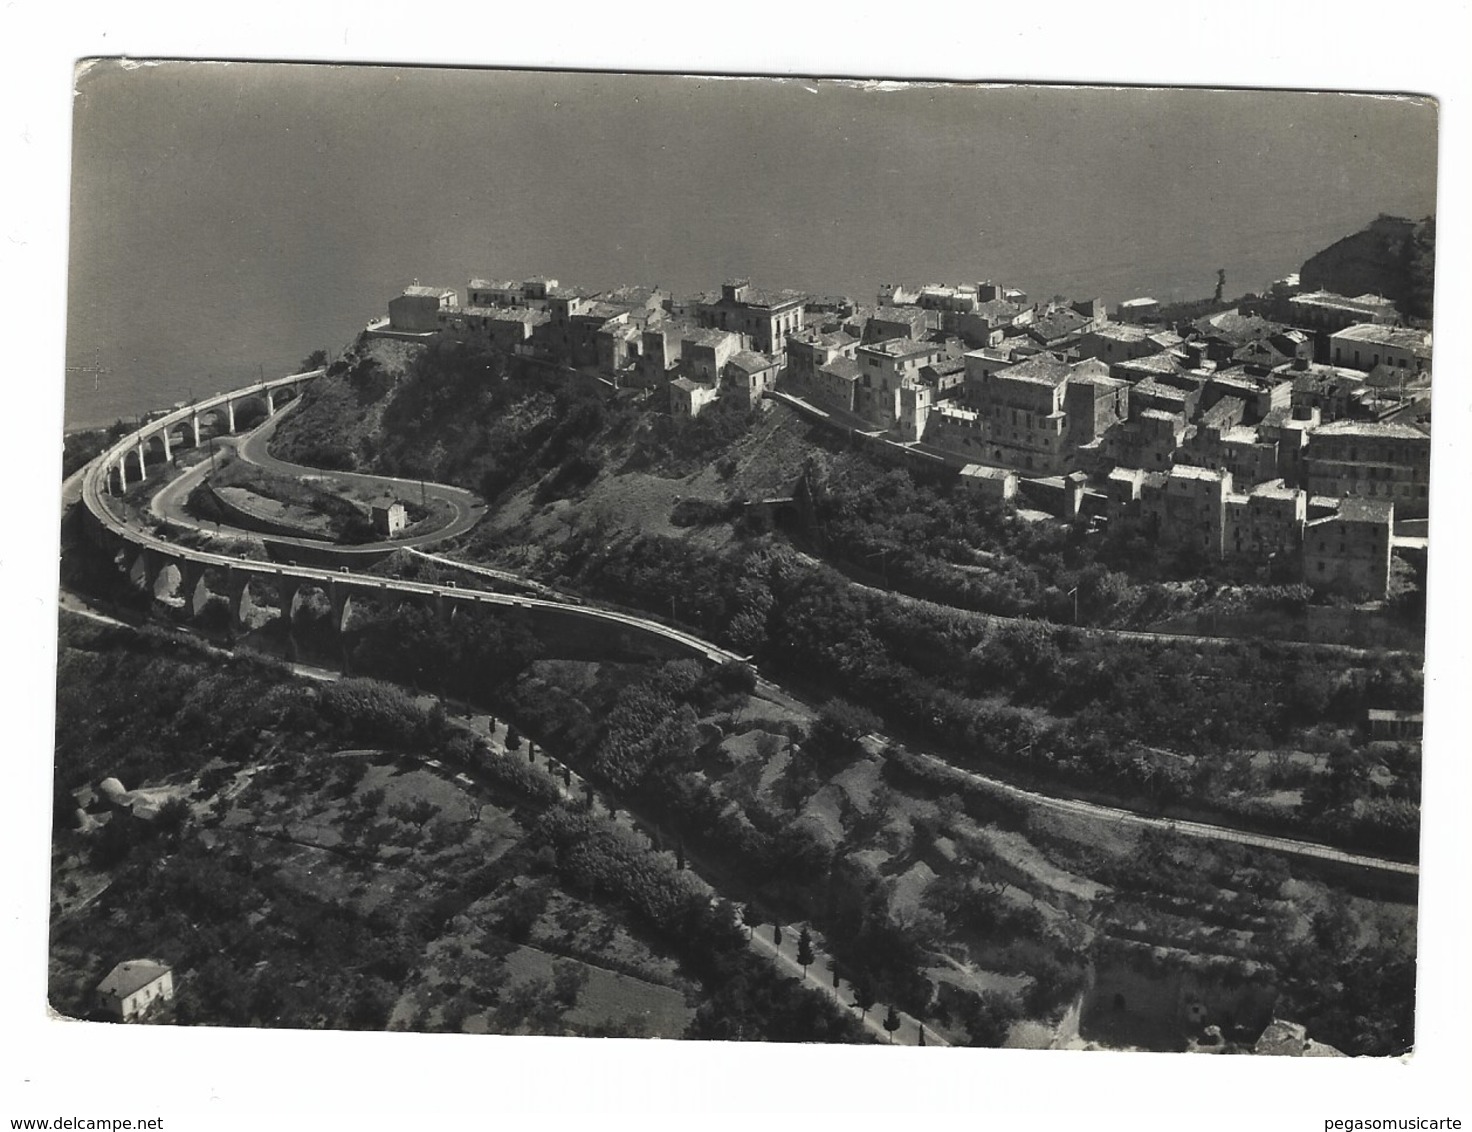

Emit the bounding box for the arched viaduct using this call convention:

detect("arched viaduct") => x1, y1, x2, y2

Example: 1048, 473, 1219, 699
78, 371, 746, 666
101, 374, 311, 495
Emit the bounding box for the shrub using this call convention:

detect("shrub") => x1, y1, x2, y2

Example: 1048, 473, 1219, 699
318, 679, 435, 749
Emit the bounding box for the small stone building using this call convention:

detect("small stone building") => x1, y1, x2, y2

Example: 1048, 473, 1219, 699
96, 959, 174, 1022
372, 502, 408, 538
1366, 708, 1423, 741
1302, 497, 1394, 599
957, 463, 1018, 503
669, 377, 718, 419
389, 285, 458, 332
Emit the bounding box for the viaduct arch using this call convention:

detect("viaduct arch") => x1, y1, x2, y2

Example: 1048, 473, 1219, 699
78, 368, 746, 666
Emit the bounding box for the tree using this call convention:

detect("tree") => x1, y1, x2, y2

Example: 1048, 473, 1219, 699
772, 924, 783, 947
154, 795, 193, 842
883, 1003, 901, 1042
505, 726, 522, 752
917, 1020, 926, 1047
388, 798, 437, 838
796, 927, 815, 976
527, 743, 536, 765
960, 990, 1021, 1048
808, 698, 882, 765
741, 903, 758, 940
676, 841, 686, 870
852, 980, 875, 1018
552, 960, 588, 1008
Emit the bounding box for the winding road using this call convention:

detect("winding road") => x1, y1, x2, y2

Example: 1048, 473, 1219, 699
71, 371, 1418, 879
873, 738, 1418, 877
77, 386, 748, 666
147, 400, 485, 556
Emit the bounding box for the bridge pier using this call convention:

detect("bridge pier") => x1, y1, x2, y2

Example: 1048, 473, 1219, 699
278, 577, 302, 629
159, 429, 172, 464
191, 413, 201, 448
225, 399, 237, 434
265, 389, 276, 416
224, 569, 252, 639
139, 548, 167, 597
328, 581, 354, 673
327, 581, 354, 636
179, 560, 208, 619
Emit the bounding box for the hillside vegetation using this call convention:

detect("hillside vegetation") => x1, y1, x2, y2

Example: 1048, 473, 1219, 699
1300, 214, 1436, 322
50, 617, 866, 1042
242, 332, 1422, 1051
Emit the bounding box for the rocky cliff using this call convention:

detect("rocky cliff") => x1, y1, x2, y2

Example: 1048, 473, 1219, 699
1300, 214, 1435, 322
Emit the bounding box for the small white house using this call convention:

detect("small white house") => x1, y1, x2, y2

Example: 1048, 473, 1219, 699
372, 502, 408, 538
96, 959, 174, 1022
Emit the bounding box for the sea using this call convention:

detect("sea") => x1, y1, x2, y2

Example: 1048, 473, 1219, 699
61, 64, 1440, 430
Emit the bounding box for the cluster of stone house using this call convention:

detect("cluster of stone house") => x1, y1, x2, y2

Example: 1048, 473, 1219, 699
384, 276, 797, 414
380, 271, 1430, 600
810, 277, 1430, 600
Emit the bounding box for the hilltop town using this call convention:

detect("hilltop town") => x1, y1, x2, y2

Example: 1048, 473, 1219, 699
51, 217, 1427, 1057
377, 220, 1431, 604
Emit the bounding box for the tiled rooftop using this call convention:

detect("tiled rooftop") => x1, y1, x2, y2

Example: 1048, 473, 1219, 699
1170, 464, 1224, 482
1249, 480, 1300, 500
97, 959, 171, 999
1331, 323, 1432, 351
728, 350, 778, 372
1336, 497, 1395, 523
1029, 308, 1091, 340
1091, 323, 1151, 342
860, 338, 939, 360
994, 356, 1072, 386
818, 356, 864, 381
1314, 419, 1429, 440
791, 328, 858, 350
685, 328, 741, 349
